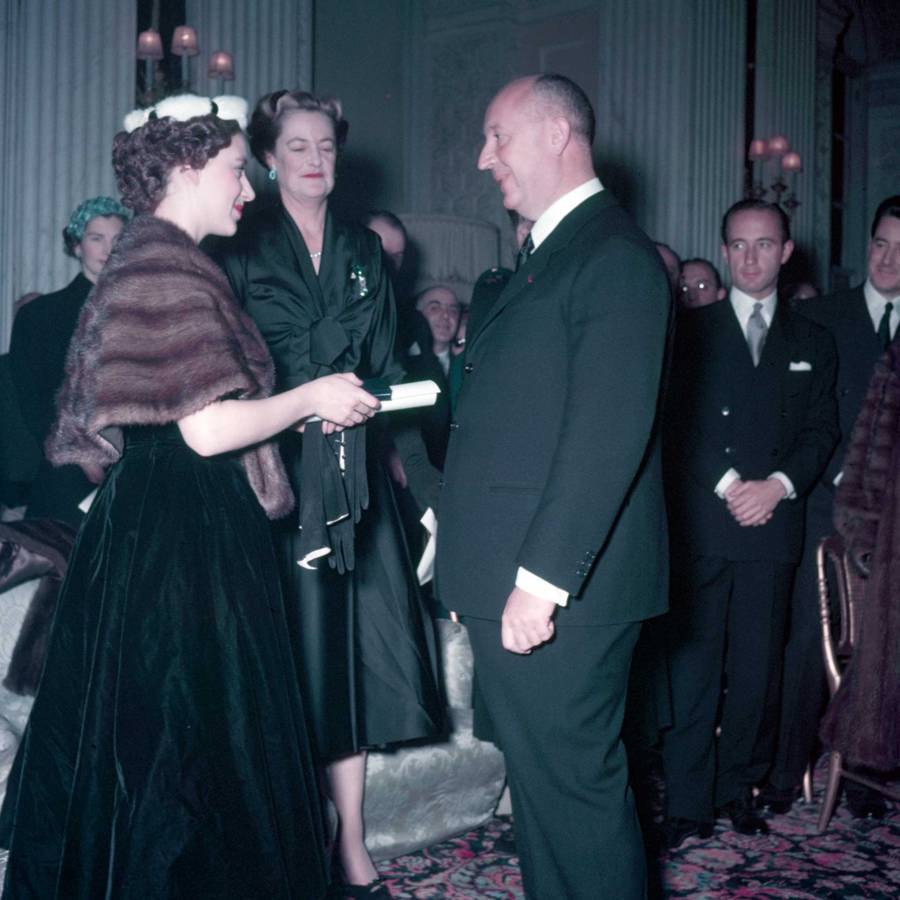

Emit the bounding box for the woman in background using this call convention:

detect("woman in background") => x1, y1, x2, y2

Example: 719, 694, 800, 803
0, 94, 379, 899
8, 196, 130, 525
217, 90, 442, 898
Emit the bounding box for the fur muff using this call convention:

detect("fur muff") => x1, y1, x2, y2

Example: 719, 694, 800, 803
47, 215, 294, 518
822, 340, 900, 770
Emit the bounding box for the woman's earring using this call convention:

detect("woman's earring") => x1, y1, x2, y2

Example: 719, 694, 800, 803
268, 168, 277, 182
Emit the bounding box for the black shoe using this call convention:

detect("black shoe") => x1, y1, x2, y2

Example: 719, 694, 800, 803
722, 797, 769, 836
660, 817, 714, 850
847, 791, 888, 820
327, 878, 391, 899
329, 862, 391, 899
756, 783, 799, 815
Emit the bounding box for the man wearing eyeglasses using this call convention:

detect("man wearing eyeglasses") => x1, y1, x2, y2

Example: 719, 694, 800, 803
679, 257, 726, 309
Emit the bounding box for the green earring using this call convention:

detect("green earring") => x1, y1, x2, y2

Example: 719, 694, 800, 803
268, 168, 277, 182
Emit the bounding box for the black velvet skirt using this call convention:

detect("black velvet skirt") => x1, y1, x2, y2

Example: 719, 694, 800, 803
0, 425, 328, 899
279, 430, 443, 762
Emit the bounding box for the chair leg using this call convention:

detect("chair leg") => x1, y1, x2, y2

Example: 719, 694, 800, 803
817, 751, 843, 833
802, 763, 813, 804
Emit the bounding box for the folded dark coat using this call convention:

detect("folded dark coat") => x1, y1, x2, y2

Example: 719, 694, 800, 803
823, 339, 900, 771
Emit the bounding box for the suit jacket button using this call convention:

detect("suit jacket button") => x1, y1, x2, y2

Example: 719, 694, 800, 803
721, 406, 730, 416
725, 446, 734, 455
463, 362, 474, 374
449, 421, 459, 430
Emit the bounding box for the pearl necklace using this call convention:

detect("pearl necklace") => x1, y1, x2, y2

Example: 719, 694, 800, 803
309, 250, 322, 260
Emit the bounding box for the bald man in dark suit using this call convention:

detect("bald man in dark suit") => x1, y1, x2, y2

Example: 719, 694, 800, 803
437, 74, 670, 899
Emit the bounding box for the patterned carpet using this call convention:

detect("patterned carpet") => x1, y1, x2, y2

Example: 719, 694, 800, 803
376, 766, 899, 899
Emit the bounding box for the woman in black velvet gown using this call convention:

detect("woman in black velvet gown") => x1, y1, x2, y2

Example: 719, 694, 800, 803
0, 94, 381, 899
216, 91, 442, 896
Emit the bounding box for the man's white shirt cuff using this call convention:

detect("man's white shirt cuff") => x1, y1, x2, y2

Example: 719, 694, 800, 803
715, 468, 741, 498
768, 471, 796, 499
516, 567, 569, 607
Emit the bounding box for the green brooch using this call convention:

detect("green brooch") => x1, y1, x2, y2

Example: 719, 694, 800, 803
349, 264, 370, 300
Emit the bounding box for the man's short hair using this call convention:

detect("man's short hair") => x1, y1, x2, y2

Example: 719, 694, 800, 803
362, 209, 407, 242
532, 74, 596, 146
721, 199, 791, 245
681, 257, 722, 289
871, 195, 900, 236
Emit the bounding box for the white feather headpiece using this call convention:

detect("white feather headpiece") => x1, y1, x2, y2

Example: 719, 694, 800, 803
122, 94, 248, 133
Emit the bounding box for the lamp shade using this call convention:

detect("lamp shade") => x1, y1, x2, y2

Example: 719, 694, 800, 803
748, 138, 768, 160
208, 51, 234, 80
781, 151, 802, 173
171, 25, 199, 56
136, 29, 164, 60
767, 135, 790, 156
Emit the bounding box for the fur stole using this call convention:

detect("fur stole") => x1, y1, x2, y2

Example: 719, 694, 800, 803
822, 340, 900, 770
47, 215, 294, 518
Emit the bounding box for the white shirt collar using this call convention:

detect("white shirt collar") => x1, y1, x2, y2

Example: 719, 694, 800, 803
729, 286, 777, 336
864, 278, 900, 335
530, 177, 603, 251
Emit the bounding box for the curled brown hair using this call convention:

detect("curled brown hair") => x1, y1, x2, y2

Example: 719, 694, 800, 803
112, 114, 241, 214
247, 90, 348, 168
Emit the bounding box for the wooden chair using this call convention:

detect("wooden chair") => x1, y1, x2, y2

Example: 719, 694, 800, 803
815, 534, 900, 832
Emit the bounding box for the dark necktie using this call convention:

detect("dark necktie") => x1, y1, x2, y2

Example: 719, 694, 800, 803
877, 301, 894, 350
747, 301, 768, 367
515, 232, 534, 272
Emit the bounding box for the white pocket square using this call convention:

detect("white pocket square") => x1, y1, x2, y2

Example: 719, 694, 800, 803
789, 361, 812, 371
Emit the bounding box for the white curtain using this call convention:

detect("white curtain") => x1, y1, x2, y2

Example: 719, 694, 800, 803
0, 0, 135, 348
186, 0, 313, 186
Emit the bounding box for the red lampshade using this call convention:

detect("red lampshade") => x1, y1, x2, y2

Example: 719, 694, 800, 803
208, 51, 234, 80
781, 151, 802, 173
748, 139, 768, 161
767, 135, 790, 157
171, 25, 199, 57
136, 29, 163, 60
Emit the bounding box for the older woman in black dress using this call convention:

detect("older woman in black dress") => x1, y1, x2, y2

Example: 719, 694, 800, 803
216, 91, 442, 896
8, 195, 130, 525
0, 94, 381, 899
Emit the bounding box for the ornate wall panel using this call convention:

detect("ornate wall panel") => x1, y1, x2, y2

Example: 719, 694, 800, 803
0, 0, 135, 347
407, 0, 747, 270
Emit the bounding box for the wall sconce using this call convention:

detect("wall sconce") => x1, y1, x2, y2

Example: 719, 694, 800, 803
136, 24, 235, 105
136, 29, 164, 98
746, 135, 802, 216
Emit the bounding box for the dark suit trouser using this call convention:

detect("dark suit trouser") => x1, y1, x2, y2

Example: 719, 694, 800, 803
663, 557, 793, 821
464, 616, 644, 900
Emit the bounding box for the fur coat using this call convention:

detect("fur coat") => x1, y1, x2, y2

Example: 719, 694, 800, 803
821, 338, 900, 770
47, 215, 294, 519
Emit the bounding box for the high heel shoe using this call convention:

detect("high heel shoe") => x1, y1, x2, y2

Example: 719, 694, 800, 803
328, 863, 391, 899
